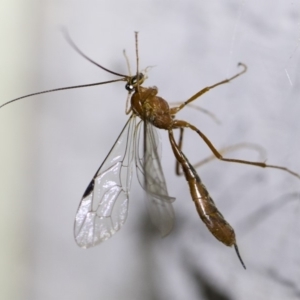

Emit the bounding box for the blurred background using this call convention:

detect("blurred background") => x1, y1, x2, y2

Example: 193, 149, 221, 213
0, 1, 300, 299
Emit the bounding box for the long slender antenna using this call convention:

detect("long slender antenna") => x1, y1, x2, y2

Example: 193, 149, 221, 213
123, 49, 132, 77
1, 29, 133, 110
0, 78, 125, 109
62, 28, 128, 78
135, 32, 140, 76
135, 31, 140, 93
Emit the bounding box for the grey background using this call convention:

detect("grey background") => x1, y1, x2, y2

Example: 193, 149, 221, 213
1, 1, 300, 299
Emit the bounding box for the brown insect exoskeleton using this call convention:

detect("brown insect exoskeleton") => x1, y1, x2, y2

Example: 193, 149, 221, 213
2, 32, 299, 269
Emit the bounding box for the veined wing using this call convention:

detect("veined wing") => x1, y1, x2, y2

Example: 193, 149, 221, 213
135, 120, 175, 237
74, 116, 136, 248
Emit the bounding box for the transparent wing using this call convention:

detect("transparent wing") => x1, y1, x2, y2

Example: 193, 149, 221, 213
74, 116, 136, 248
135, 120, 175, 237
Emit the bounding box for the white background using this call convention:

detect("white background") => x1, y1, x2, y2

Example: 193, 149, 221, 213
1, 1, 300, 299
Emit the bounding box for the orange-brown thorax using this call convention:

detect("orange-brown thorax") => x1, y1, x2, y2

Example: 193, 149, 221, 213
131, 86, 173, 129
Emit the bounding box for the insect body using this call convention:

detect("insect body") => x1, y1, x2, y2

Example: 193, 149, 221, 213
131, 84, 238, 246
127, 67, 247, 268
2, 32, 299, 269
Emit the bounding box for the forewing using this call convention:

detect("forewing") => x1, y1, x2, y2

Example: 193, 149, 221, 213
135, 121, 175, 237
74, 116, 136, 248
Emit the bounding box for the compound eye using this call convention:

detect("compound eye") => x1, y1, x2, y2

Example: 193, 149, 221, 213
125, 83, 134, 91
125, 73, 144, 91
131, 73, 144, 85
135, 73, 144, 84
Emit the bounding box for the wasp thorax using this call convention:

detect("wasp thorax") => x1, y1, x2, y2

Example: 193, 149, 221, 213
130, 86, 173, 129
125, 73, 145, 92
